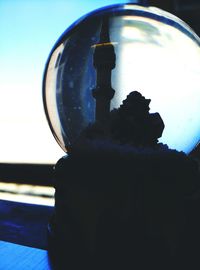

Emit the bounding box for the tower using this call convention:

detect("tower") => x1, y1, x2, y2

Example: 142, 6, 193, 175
92, 17, 116, 124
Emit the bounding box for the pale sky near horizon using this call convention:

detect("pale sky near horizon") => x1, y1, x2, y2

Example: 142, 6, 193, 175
0, 0, 132, 164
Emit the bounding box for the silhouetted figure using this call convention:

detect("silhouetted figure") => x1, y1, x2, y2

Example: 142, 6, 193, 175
92, 17, 116, 124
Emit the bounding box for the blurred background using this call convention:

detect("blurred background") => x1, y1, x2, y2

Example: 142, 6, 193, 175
0, 0, 199, 205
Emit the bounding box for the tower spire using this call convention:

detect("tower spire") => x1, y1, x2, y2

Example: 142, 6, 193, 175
92, 17, 116, 124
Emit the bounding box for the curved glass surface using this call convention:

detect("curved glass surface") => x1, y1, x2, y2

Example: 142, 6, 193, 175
43, 4, 200, 154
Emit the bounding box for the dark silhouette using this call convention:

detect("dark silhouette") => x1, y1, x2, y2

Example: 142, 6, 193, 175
82, 90, 164, 148
49, 132, 200, 270
48, 15, 200, 270
92, 17, 116, 124
109, 91, 164, 146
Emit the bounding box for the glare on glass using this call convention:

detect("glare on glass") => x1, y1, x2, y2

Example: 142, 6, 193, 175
43, 4, 200, 154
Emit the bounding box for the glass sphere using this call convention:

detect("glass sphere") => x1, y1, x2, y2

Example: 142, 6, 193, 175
43, 4, 200, 154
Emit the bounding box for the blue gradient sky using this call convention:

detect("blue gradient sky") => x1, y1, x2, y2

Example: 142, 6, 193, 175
0, 0, 132, 163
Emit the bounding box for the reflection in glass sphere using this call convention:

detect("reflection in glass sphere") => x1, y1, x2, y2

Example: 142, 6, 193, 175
43, 4, 200, 154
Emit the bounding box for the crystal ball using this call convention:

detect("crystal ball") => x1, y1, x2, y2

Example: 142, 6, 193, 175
43, 4, 200, 154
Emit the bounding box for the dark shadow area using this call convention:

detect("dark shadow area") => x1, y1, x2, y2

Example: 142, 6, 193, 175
0, 163, 55, 186
49, 145, 200, 270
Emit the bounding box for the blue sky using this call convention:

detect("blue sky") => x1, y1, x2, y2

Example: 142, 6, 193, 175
0, 0, 132, 163
1, 0, 200, 163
